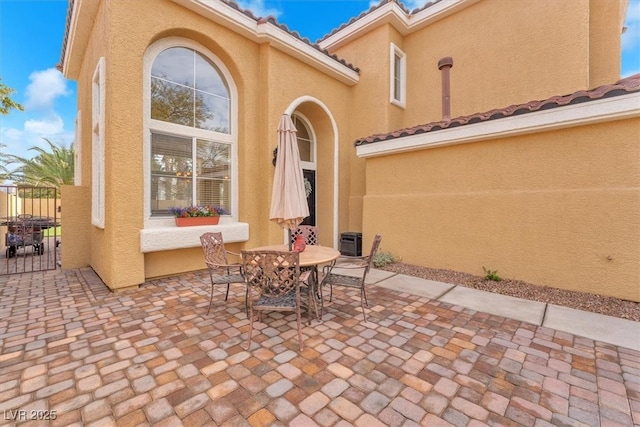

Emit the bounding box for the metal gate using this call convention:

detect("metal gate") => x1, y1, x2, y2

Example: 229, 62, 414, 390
0, 186, 60, 275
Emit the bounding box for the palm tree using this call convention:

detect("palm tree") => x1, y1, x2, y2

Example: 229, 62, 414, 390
0, 78, 24, 115
6, 138, 74, 189
0, 142, 10, 181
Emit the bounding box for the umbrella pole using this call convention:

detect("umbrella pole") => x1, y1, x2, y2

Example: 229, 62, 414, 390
288, 229, 292, 251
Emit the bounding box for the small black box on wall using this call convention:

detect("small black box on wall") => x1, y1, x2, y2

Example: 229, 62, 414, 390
340, 232, 362, 256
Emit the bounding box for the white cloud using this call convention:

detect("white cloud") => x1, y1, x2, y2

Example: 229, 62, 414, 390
369, 0, 427, 11
24, 68, 70, 111
236, 0, 281, 18
1, 114, 72, 160
24, 114, 64, 135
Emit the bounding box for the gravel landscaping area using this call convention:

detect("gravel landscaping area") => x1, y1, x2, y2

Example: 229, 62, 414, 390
379, 262, 640, 322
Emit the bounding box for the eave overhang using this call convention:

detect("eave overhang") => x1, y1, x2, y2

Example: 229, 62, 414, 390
172, 0, 360, 86
318, 0, 480, 51
60, 0, 360, 86
59, 0, 100, 79
356, 92, 640, 158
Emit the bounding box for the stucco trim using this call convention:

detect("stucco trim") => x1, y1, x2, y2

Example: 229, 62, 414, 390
74, 110, 82, 186
60, 0, 100, 79
356, 92, 640, 158
319, 0, 478, 51
173, 0, 360, 86
389, 43, 406, 108
140, 222, 249, 253
91, 58, 106, 229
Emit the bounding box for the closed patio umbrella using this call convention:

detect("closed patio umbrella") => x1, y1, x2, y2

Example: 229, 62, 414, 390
270, 114, 309, 249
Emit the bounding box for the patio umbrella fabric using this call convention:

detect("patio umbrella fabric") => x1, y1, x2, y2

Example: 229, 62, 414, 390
270, 114, 309, 234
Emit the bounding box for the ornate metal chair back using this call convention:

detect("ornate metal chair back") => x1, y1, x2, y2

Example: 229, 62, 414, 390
290, 225, 319, 246
242, 250, 300, 299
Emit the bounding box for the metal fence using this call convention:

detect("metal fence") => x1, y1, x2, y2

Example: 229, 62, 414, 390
0, 186, 60, 275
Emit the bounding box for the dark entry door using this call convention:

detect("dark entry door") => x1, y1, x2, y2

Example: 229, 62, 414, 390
301, 169, 315, 226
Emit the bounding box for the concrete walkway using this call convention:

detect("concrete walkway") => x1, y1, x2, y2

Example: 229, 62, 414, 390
357, 268, 639, 352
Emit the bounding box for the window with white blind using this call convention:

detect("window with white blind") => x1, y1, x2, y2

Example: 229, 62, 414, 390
146, 42, 236, 218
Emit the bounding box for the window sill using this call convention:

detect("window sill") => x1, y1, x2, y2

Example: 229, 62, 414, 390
140, 222, 249, 253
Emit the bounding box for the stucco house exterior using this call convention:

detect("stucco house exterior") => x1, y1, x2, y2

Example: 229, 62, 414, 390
59, 0, 638, 302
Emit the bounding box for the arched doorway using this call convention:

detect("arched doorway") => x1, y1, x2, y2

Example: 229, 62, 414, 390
285, 97, 339, 247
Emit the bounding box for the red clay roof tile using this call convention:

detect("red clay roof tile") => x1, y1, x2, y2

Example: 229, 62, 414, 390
354, 73, 640, 146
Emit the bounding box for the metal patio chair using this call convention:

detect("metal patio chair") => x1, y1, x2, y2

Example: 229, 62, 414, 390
319, 234, 382, 322
241, 250, 311, 351
290, 225, 319, 246
200, 232, 245, 315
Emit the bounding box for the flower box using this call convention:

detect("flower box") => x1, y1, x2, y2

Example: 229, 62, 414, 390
174, 216, 220, 227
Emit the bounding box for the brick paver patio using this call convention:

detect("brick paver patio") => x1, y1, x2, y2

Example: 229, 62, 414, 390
0, 268, 638, 426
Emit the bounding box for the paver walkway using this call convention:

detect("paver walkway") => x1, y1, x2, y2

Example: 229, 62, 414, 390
0, 268, 638, 426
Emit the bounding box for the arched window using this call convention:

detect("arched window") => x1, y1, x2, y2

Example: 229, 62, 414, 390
147, 43, 236, 218
292, 113, 315, 169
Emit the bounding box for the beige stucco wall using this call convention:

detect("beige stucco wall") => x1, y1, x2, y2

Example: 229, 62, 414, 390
60, 185, 90, 269
361, 117, 640, 302
330, 25, 401, 234
144, 242, 242, 279
403, 0, 591, 125
62, 0, 629, 292
65, 0, 358, 289
327, 0, 625, 236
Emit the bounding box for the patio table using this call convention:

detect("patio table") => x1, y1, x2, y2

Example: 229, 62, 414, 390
247, 244, 340, 267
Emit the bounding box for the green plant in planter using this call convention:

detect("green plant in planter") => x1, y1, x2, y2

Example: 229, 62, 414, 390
168, 205, 226, 218
483, 266, 502, 281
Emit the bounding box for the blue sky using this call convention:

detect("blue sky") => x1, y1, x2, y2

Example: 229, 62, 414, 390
1, 0, 639, 160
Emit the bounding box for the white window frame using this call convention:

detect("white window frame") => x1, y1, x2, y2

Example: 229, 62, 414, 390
142, 37, 241, 231
91, 58, 105, 228
74, 110, 82, 186
390, 43, 406, 108
292, 112, 317, 172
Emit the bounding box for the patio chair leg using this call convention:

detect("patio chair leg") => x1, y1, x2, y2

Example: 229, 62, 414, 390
207, 284, 214, 315
224, 283, 230, 301
297, 308, 303, 351
307, 289, 314, 325
246, 308, 254, 350
362, 288, 369, 322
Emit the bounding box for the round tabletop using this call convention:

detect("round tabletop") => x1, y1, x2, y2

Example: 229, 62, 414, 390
247, 244, 340, 267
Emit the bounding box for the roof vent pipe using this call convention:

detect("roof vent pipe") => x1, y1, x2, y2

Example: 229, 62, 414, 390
438, 57, 453, 121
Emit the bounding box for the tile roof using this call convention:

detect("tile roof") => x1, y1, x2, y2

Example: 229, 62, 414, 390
318, 0, 444, 42
219, 0, 359, 72
355, 73, 640, 146
56, 0, 74, 72
57, 0, 360, 74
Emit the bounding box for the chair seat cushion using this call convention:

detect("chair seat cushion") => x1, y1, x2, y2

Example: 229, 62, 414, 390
256, 289, 297, 309
323, 273, 363, 288
211, 273, 245, 284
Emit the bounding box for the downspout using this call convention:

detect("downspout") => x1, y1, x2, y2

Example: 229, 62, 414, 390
438, 57, 454, 121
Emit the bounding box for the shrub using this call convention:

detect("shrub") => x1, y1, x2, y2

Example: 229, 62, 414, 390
374, 251, 397, 268
483, 266, 502, 282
